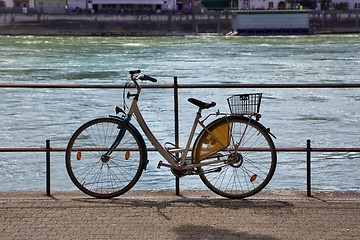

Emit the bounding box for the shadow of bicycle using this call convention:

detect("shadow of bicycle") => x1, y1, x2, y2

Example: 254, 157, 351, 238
174, 224, 278, 240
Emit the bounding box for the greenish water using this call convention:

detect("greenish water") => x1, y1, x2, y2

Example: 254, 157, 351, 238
0, 35, 359, 192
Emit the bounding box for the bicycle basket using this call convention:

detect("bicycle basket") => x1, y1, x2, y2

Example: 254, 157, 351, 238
227, 93, 262, 116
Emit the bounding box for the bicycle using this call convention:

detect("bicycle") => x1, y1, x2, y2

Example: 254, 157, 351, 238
65, 70, 277, 199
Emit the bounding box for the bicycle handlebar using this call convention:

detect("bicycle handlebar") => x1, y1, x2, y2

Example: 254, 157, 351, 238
129, 69, 157, 83
126, 70, 157, 99
139, 74, 157, 83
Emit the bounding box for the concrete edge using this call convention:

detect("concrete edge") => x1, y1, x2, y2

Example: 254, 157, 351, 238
1, 190, 360, 203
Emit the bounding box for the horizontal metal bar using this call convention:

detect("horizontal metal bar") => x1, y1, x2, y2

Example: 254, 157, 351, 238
1, 147, 359, 152
0, 148, 48, 152
276, 147, 360, 152
177, 83, 360, 89
1, 83, 360, 89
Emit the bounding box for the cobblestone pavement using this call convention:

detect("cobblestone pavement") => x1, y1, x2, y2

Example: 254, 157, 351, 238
0, 190, 359, 239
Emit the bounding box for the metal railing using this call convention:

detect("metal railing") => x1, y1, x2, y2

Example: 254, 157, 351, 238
1, 80, 360, 197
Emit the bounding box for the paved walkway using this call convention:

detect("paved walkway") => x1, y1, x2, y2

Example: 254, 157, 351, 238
0, 190, 360, 239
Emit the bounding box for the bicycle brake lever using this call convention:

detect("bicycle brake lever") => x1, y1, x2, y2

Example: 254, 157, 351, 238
127, 92, 137, 99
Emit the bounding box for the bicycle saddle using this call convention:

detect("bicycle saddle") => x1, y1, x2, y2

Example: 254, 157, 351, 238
188, 98, 216, 109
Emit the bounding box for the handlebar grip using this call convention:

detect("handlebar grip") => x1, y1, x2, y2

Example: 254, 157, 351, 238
140, 75, 157, 83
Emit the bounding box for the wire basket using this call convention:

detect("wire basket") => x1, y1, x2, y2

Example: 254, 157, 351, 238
227, 93, 262, 116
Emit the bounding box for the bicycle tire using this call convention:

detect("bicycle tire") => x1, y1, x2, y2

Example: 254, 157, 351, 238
193, 116, 276, 199
66, 117, 147, 198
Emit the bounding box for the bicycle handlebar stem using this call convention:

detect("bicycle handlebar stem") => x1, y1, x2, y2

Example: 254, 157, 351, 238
129, 70, 158, 99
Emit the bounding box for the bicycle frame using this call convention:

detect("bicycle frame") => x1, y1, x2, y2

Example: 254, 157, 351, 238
105, 74, 229, 171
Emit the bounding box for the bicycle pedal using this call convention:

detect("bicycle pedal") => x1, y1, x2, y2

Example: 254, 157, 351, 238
157, 161, 172, 169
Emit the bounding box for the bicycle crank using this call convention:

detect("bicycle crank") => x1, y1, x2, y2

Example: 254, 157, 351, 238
171, 168, 189, 177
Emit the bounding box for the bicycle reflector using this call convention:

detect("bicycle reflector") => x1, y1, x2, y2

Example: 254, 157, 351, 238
76, 151, 81, 160
256, 113, 262, 119
125, 151, 130, 160
250, 174, 257, 182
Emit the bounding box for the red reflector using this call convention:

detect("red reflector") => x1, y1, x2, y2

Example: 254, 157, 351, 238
250, 174, 257, 182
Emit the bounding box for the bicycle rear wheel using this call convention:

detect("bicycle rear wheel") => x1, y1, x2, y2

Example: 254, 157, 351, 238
194, 116, 276, 199
66, 117, 147, 198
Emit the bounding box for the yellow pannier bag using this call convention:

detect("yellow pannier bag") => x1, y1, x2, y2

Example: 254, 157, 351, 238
193, 119, 232, 163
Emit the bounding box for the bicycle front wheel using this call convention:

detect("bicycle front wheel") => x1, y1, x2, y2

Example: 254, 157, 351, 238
194, 116, 276, 199
66, 117, 147, 198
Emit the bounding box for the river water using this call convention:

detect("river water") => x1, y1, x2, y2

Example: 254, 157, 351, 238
0, 34, 359, 193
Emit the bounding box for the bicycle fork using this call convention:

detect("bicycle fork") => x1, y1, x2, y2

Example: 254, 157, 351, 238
102, 116, 131, 161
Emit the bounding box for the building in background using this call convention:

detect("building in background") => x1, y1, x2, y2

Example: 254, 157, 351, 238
36, 0, 67, 13
66, 0, 178, 13
1, 0, 359, 14
0, 0, 179, 13
0, 0, 35, 12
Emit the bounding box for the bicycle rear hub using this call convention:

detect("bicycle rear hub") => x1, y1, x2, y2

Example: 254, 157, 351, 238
227, 152, 243, 168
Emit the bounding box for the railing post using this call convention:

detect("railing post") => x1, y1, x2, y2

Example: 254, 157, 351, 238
46, 139, 51, 196
306, 139, 312, 197
174, 76, 180, 196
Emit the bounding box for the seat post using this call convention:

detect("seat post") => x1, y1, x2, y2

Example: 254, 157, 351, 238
196, 107, 203, 120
